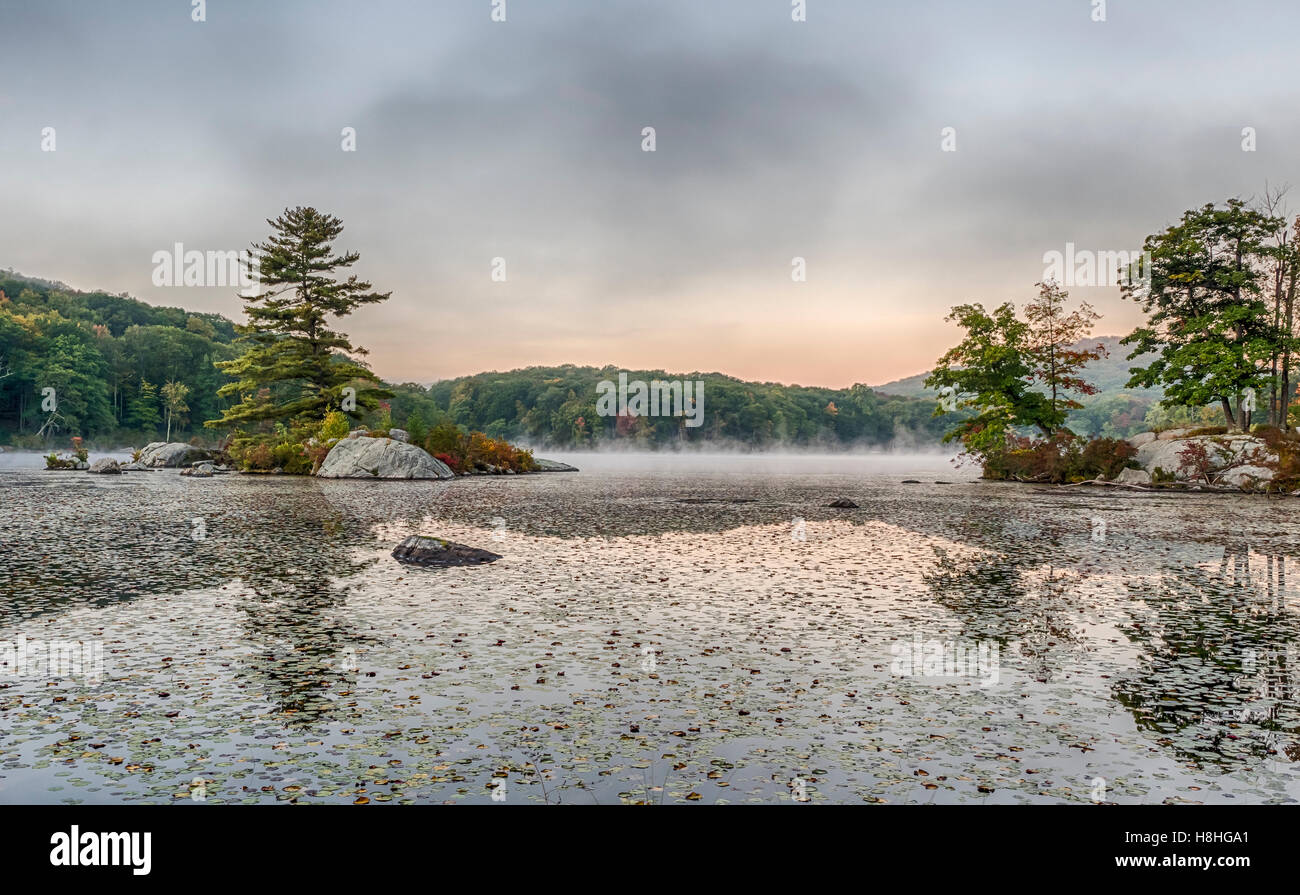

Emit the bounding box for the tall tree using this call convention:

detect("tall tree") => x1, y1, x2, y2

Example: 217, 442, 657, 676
1023, 281, 1107, 423
208, 207, 392, 430
1122, 199, 1283, 430
926, 302, 1059, 455
1253, 186, 1300, 429
161, 380, 190, 441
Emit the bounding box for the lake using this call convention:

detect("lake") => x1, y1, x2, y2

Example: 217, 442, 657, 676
1, 451, 1298, 804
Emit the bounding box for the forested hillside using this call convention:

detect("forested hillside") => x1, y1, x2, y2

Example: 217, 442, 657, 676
0, 270, 238, 445
387, 366, 953, 450
0, 271, 953, 450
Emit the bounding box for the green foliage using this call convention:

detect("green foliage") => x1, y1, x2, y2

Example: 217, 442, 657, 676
209, 207, 393, 430
413, 366, 946, 450
320, 410, 350, 441
1122, 199, 1285, 429
0, 272, 236, 445
925, 301, 1062, 455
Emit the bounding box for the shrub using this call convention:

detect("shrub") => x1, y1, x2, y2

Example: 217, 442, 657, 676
981, 433, 1138, 484
1078, 437, 1138, 480
321, 411, 350, 442
44, 452, 78, 470
272, 440, 313, 475
1176, 441, 1215, 484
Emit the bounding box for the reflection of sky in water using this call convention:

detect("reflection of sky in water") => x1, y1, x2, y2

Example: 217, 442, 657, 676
1, 454, 1299, 803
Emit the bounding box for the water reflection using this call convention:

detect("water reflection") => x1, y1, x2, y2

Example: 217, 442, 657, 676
1114, 544, 1300, 769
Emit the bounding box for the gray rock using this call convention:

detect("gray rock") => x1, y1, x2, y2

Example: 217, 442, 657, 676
317, 436, 454, 479
532, 458, 579, 472
180, 463, 215, 477
1113, 467, 1150, 485
87, 458, 122, 475
1217, 465, 1274, 489
138, 442, 214, 468
346, 428, 370, 439
1136, 435, 1275, 488
388, 428, 409, 443
1128, 431, 1157, 448
391, 535, 501, 567
827, 498, 859, 508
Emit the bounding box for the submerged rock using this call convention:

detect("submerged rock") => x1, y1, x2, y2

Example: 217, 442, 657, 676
138, 442, 214, 468
532, 458, 579, 472
317, 436, 454, 479
87, 458, 122, 475
391, 535, 502, 567
827, 498, 859, 508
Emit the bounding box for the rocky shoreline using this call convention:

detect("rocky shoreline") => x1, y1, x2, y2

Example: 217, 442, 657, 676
55, 435, 579, 480
1057, 427, 1295, 494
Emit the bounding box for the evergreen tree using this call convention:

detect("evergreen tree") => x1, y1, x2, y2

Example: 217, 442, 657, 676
208, 207, 392, 430
128, 380, 161, 433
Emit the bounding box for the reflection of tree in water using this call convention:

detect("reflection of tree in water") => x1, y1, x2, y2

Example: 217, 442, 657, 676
922, 539, 1089, 684
1114, 542, 1300, 769
226, 507, 385, 731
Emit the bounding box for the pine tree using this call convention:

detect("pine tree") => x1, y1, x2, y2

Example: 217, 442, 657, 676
207, 207, 392, 430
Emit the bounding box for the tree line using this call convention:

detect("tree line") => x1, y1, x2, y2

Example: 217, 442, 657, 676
1, 208, 954, 452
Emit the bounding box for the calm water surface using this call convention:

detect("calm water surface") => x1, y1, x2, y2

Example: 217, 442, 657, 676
1, 451, 1298, 804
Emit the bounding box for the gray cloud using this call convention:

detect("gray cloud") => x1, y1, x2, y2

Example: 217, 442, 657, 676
2, 0, 1299, 386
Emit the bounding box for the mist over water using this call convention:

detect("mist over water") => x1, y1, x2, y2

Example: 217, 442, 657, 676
535, 450, 968, 480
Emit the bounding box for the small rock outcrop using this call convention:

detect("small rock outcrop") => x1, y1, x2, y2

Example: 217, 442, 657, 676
391, 535, 501, 567
317, 437, 454, 479
1112, 467, 1151, 485
87, 458, 123, 474
138, 442, 213, 468
180, 463, 215, 477
827, 498, 859, 508
532, 458, 579, 472
388, 428, 410, 443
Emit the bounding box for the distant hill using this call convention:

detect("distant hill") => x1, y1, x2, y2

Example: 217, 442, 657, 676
873, 335, 1161, 399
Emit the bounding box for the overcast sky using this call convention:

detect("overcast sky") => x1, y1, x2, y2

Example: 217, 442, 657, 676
3, 0, 1298, 387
